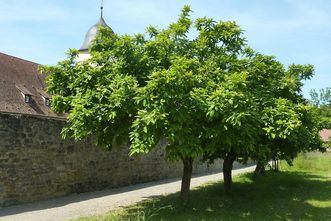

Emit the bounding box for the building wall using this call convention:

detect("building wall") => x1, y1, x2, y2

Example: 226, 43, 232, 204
0, 113, 227, 207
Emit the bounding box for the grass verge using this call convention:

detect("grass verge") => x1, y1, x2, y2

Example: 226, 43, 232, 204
75, 152, 331, 221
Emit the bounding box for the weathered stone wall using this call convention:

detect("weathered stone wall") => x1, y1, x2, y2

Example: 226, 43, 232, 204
0, 113, 224, 207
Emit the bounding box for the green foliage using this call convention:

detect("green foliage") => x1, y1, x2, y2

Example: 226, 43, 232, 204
241, 52, 323, 165
312, 105, 331, 129
130, 57, 206, 160
42, 5, 323, 196
41, 39, 140, 148
309, 87, 331, 129
310, 87, 331, 107
262, 99, 302, 140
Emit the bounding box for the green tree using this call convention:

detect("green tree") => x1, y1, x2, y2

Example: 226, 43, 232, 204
314, 105, 331, 129
309, 88, 331, 129
310, 87, 331, 107
200, 51, 323, 184
245, 55, 323, 175
129, 7, 249, 199
41, 6, 322, 200
42, 6, 252, 200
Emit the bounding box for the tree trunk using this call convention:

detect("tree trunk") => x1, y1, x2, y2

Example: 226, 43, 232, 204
272, 159, 279, 172
275, 159, 279, 171
180, 157, 193, 202
253, 161, 265, 178
223, 151, 236, 192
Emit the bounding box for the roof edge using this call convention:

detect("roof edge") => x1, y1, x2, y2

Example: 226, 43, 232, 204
0, 52, 40, 66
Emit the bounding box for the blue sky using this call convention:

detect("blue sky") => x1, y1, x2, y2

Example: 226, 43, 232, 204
0, 0, 330, 97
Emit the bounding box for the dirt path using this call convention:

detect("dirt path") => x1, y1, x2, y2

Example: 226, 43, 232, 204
0, 166, 255, 221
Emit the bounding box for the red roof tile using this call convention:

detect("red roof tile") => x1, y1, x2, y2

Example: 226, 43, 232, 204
320, 129, 331, 143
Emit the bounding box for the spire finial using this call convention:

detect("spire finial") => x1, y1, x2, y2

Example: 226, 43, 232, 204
101, 0, 104, 17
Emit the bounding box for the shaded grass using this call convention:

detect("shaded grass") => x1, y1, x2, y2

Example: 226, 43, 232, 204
75, 152, 331, 221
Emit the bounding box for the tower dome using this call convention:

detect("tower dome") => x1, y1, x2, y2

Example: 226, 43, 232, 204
79, 16, 113, 51
79, 1, 113, 52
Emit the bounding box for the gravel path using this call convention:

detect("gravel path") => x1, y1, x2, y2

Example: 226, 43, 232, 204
0, 166, 255, 221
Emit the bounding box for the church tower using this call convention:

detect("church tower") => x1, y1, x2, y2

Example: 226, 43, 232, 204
77, 1, 113, 62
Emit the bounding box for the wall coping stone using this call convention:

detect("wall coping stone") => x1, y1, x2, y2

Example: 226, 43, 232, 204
0, 111, 66, 121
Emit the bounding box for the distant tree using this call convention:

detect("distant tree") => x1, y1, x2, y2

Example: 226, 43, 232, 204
248, 59, 324, 175
316, 106, 331, 129
309, 88, 331, 129
200, 50, 323, 186
310, 88, 331, 107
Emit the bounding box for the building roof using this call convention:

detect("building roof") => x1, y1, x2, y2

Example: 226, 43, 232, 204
320, 129, 331, 143
0, 52, 64, 118
79, 15, 113, 51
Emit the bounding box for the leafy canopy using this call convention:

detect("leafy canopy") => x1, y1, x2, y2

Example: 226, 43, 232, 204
41, 5, 322, 166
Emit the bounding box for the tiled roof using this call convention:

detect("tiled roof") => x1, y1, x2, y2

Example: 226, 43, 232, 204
0, 52, 64, 118
320, 129, 331, 143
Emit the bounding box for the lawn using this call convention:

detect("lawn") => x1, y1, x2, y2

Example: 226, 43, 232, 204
75, 152, 331, 221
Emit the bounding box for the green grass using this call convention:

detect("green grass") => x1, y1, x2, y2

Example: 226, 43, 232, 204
75, 152, 331, 221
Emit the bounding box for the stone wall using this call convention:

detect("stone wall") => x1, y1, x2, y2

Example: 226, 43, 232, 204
0, 113, 225, 207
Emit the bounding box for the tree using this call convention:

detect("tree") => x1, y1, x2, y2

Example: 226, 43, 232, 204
314, 105, 331, 129
310, 87, 331, 107
200, 51, 323, 185
129, 7, 250, 199
246, 56, 324, 176
310, 88, 331, 129
41, 5, 323, 200
42, 6, 249, 201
